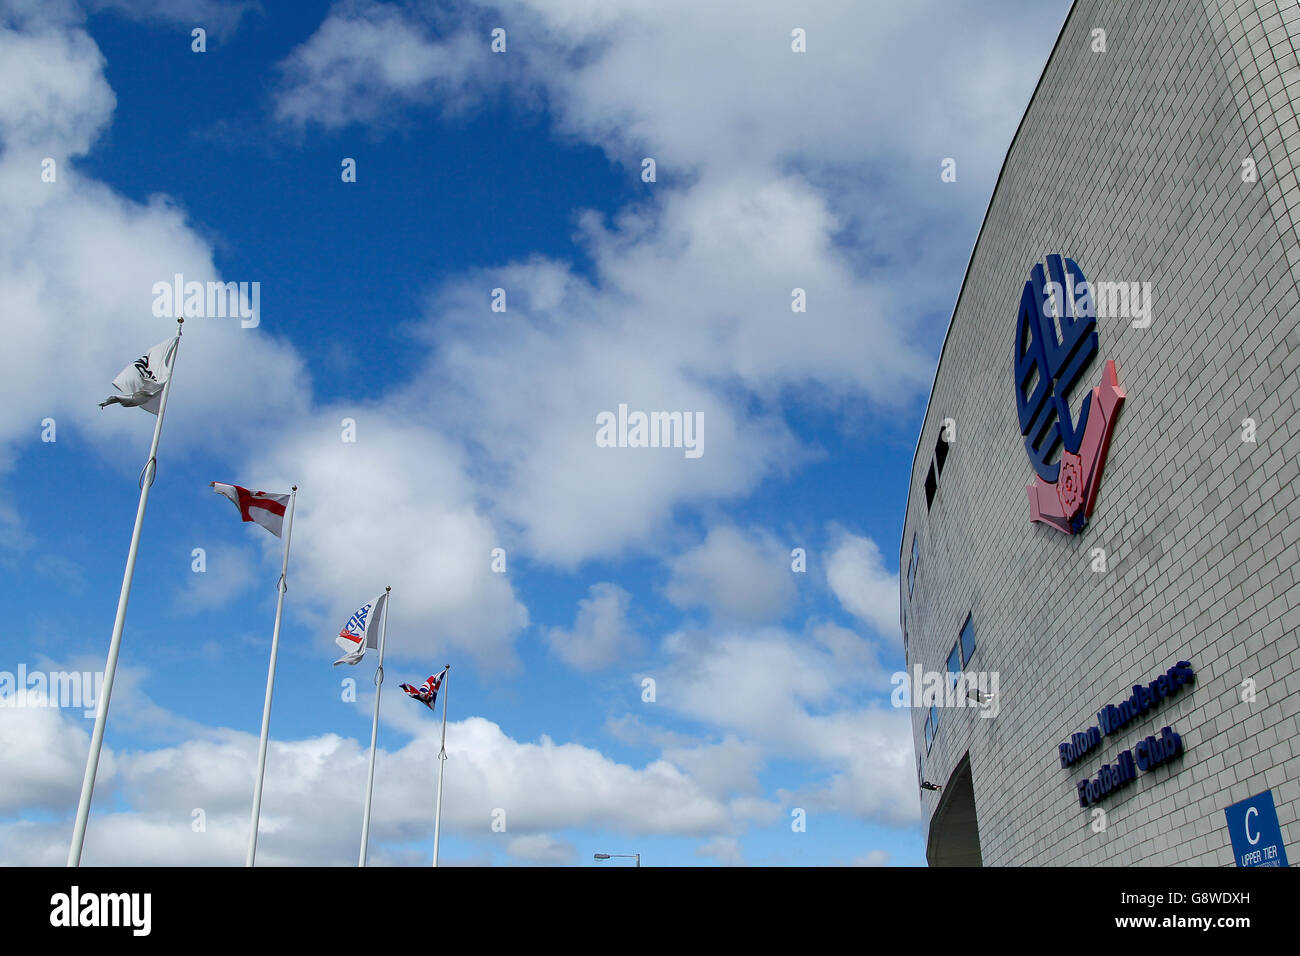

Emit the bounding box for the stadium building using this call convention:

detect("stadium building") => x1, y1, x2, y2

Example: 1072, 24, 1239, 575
901, 0, 1300, 866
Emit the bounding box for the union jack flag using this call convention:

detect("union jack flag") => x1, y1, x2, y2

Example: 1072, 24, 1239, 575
400, 669, 447, 710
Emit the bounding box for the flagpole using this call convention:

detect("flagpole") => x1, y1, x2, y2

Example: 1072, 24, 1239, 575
358, 585, 391, 867
68, 318, 184, 867
245, 484, 297, 867
432, 664, 450, 867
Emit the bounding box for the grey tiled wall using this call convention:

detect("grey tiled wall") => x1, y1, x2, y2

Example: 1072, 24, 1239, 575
902, 0, 1300, 866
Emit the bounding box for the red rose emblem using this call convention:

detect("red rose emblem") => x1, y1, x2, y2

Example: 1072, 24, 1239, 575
1057, 450, 1084, 518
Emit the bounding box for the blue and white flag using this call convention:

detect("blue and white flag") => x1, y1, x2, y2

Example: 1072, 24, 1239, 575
333, 592, 387, 666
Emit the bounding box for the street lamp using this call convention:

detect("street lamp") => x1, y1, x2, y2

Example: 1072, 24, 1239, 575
594, 852, 640, 867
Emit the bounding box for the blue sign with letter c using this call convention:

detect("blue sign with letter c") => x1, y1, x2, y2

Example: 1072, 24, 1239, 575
1224, 790, 1289, 867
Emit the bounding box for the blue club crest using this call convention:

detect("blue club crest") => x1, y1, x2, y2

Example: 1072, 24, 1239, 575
1013, 255, 1099, 483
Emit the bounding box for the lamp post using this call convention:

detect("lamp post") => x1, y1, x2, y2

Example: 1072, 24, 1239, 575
594, 852, 640, 867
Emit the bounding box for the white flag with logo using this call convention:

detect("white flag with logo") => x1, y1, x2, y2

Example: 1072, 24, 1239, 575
99, 336, 178, 415
334, 592, 387, 666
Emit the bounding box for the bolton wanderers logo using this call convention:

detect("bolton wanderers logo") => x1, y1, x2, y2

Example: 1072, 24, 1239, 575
1013, 255, 1125, 534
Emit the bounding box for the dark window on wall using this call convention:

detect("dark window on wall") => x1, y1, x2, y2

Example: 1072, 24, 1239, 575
908, 533, 919, 597
959, 613, 977, 665
917, 752, 924, 788
926, 704, 939, 753
924, 426, 951, 510
947, 643, 961, 687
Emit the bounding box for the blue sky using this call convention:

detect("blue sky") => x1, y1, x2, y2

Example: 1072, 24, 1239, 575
0, 0, 1071, 865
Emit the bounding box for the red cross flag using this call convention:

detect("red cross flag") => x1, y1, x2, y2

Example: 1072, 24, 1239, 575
210, 481, 291, 537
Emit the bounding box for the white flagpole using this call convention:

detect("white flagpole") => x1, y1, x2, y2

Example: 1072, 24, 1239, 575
432, 664, 450, 867
245, 484, 297, 867
68, 318, 184, 868
358, 585, 391, 867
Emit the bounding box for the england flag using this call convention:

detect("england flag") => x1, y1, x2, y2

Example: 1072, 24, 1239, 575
334, 592, 388, 666
210, 482, 291, 537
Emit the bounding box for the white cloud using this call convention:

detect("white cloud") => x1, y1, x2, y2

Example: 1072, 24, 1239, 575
852, 849, 890, 866
652, 622, 916, 825
272, 0, 1068, 315
274, 2, 502, 129
173, 542, 259, 613
88, 0, 256, 38
0, 6, 536, 698
546, 582, 640, 671
405, 173, 915, 565
275, 0, 1058, 183
825, 530, 900, 639
603, 718, 782, 826
665, 526, 795, 625
437, 716, 732, 836
0, 690, 747, 864
658, 735, 764, 802
0, 0, 558, 808
696, 835, 743, 866
0, 16, 113, 158
253, 410, 529, 670
776, 721, 916, 826
0, 690, 106, 816
263, 0, 1071, 569
0, 14, 312, 478
507, 832, 576, 865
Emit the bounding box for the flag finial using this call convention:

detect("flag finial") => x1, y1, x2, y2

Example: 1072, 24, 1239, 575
291, 485, 298, 492
385, 585, 391, 592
